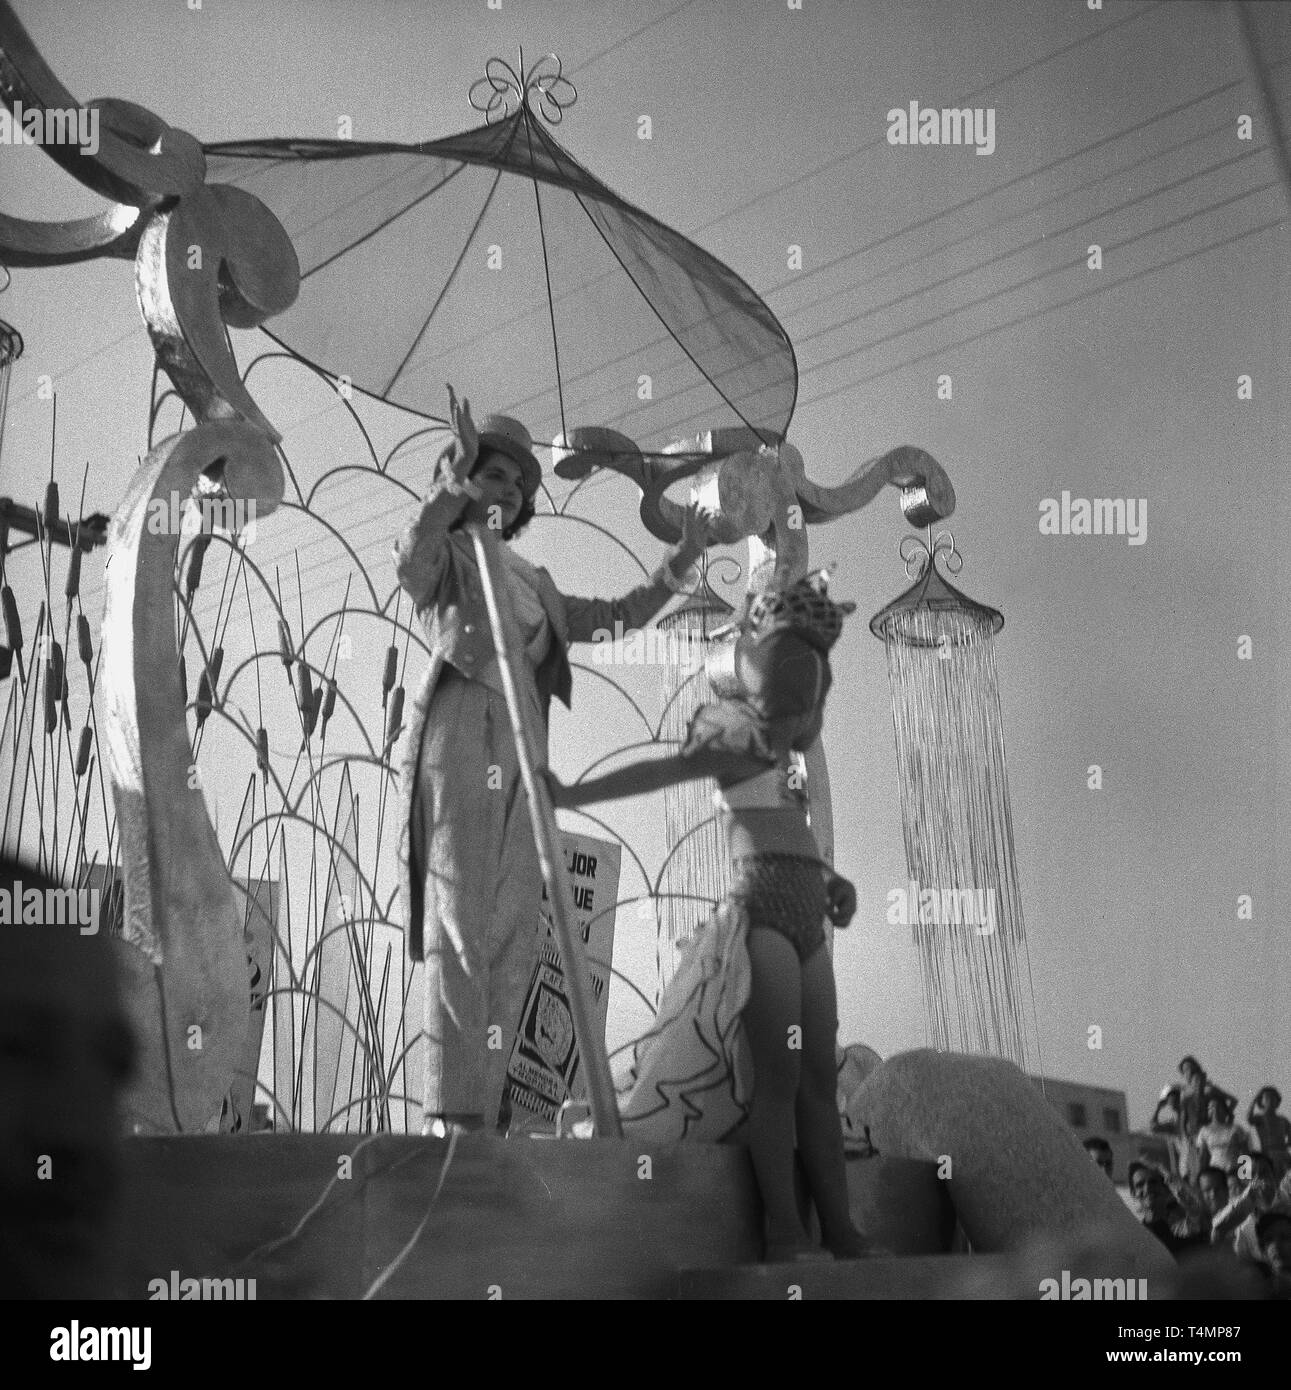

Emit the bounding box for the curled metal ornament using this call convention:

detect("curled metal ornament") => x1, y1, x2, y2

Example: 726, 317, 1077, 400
469, 52, 577, 125
900, 529, 963, 580
706, 552, 744, 587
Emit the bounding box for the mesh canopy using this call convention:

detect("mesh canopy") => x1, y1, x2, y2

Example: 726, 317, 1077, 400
205, 105, 796, 456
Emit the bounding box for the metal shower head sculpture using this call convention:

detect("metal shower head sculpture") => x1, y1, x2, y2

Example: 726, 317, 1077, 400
870, 529, 1033, 1068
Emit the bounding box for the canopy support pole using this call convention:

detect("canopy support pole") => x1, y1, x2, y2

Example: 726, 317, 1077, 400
466, 521, 623, 1139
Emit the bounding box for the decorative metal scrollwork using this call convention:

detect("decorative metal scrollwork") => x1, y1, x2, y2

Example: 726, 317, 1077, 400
900, 529, 963, 581
469, 52, 577, 126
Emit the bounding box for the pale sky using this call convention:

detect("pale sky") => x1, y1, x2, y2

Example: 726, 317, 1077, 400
1, 0, 1287, 1133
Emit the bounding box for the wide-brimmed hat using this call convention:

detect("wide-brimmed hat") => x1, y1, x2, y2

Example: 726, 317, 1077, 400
476, 414, 543, 498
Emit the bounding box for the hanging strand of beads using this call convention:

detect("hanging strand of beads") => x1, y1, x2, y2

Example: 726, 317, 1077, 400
870, 531, 1035, 1068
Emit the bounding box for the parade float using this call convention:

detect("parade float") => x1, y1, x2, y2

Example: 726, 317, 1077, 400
0, 4, 1114, 1299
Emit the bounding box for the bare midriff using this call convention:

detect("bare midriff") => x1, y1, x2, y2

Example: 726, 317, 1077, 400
720, 806, 823, 863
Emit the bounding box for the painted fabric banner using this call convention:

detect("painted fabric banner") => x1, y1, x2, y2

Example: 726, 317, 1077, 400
506, 832, 620, 1127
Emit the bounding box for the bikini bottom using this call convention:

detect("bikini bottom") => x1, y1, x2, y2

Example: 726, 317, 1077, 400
729, 853, 828, 962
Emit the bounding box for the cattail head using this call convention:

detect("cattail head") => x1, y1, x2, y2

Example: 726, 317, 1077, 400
65, 546, 82, 601
75, 725, 92, 777
1, 585, 22, 653
295, 663, 313, 714
304, 684, 321, 738
185, 534, 211, 595
195, 669, 213, 726
48, 640, 64, 701
385, 686, 405, 751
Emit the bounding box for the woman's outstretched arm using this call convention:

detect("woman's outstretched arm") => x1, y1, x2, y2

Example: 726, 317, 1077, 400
562, 504, 714, 642
551, 746, 768, 808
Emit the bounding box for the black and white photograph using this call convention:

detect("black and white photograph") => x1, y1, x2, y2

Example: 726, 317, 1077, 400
0, 0, 1287, 1345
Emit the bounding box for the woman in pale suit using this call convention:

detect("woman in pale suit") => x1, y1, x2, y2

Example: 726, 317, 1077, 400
393, 395, 710, 1134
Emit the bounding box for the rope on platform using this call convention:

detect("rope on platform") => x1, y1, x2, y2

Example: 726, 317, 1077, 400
233, 1132, 396, 1270
361, 1127, 460, 1300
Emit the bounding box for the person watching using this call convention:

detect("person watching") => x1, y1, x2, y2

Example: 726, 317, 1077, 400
1212, 1153, 1284, 1264
1127, 1161, 1207, 1255
1197, 1095, 1251, 1174
1248, 1087, 1291, 1180
1083, 1136, 1114, 1179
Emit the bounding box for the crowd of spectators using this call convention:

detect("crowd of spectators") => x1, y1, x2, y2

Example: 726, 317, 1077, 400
1082, 1055, 1291, 1295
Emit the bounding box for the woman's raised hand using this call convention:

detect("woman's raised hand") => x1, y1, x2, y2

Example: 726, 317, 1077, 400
678, 502, 717, 559
438, 383, 480, 485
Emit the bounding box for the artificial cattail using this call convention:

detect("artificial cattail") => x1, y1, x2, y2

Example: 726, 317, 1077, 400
385, 686, 405, 750
295, 664, 313, 715
75, 725, 92, 777
299, 673, 318, 739
278, 618, 293, 668
195, 669, 213, 726
0, 647, 10, 680
43, 480, 59, 533
301, 685, 319, 738
44, 677, 57, 734
178, 654, 188, 705
48, 640, 64, 702
208, 646, 224, 687
65, 546, 82, 600
77, 613, 93, 668
185, 533, 211, 595
1, 585, 21, 654
321, 676, 337, 728
256, 726, 269, 779
381, 645, 397, 704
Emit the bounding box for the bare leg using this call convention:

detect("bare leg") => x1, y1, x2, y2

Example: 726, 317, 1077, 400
743, 927, 814, 1258
794, 944, 877, 1257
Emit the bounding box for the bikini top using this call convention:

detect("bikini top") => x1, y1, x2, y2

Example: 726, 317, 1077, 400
682, 701, 809, 813
712, 764, 805, 813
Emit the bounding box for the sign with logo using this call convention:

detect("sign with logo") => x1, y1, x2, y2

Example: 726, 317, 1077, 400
506, 832, 620, 1126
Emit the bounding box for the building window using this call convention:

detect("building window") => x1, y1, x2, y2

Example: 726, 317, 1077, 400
1067, 1103, 1087, 1128
1103, 1108, 1122, 1134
